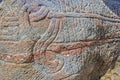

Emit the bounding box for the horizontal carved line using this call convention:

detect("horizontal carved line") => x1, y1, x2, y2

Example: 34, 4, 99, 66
0, 37, 119, 64
47, 12, 120, 23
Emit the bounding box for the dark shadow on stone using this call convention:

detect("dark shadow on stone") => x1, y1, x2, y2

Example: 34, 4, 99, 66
0, 0, 2, 3
103, 0, 120, 17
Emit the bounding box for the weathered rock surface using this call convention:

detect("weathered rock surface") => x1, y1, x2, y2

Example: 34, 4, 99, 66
0, 0, 119, 80
101, 62, 120, 80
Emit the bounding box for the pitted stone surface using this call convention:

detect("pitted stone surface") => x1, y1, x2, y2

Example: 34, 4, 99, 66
101, 62, 120, 80
0, 0, 120, 80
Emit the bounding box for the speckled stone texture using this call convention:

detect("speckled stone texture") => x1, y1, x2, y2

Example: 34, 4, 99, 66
0, 0, 120, 80
101, 62, 120, 80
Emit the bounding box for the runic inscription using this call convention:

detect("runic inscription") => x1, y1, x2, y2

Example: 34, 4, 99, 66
0, 0, 119, 80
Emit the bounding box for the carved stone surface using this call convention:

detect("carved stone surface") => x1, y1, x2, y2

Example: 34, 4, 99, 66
101, 62, 120, 80
0, 0, 119, 80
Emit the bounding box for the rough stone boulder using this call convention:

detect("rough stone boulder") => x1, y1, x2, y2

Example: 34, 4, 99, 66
0, 0, 119, 80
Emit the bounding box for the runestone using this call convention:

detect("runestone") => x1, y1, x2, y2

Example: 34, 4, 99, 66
0, 0, 120, 80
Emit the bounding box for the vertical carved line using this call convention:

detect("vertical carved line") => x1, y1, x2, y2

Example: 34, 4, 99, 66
33, 18, 63, 59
